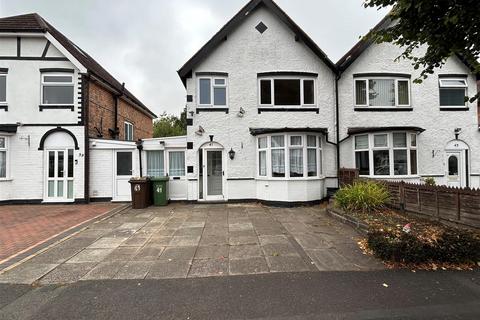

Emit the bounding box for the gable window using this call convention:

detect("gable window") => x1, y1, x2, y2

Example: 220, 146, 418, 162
0, 137, 7, 178
355, 77, 410, 108
198, 77, 227, 106
439, 78, 467, 107
168, 151, 185, 177
354, 132, 418, 177
41, 73, 74, 105
259, 78, 316, 106
124, 122, 133, 141
257, 133, 322, 179
0, 73, 6, 105
146, 150, 165, 177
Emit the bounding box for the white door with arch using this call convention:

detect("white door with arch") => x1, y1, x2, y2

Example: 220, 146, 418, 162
445, 140, 469, 188
198, 142, 226, 201
113, 150, 135, 202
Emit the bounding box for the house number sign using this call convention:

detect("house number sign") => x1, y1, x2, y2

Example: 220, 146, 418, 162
134, 185, 141, 192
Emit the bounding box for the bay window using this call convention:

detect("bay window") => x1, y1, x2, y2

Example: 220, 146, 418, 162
146, 150, 165, 177
41, 73, 74, 105
355, 77, 410, 108
198, 77, 227, 106
439, 78, 467, 107
0, 137, 7, 178
355, 132, 418, 177
257, 133, 322, 179
259, 77, 316, 106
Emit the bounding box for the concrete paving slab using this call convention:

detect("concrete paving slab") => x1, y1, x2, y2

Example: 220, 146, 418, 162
174, 227, 204, 237
67, 248, 115, 263
0, 263, 58, 284
229, 230, 257, 237
229, 245, 263, 259
133, 245, 164, 261
188, 259, 228, 278
293, 234, 333, 249
28, 247, 82, 264
168, 236, 201, 247
229, 222, 254, 232
181, 222, 205, 228
146, 260, 191, 279
114, 261, 154, 280
117, 223, 146, 231
120, 236, 150, 247
159, 246, 196, 261
261, 243, 300, 257
199, 235, 228, 246
194, 246, 228, 260
147, 236, 173, 246
229, 236, 258, 246
153, 229, 176, 237
88, 237, 128, 249
39, 262, 97, 284
103, 247, 140, 262
229, 257, 269, 275
258, 235, 290, 245
266, 255, 310, 273
56, 237, 97, 249
81, 261, 126, 280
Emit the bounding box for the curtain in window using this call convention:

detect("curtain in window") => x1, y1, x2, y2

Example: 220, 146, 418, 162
307, 149, 317, 176
147, 150, 164, 177
169, 151, 185, 176
0, 151, 5, 178
369, 79, 395, 106
289, 149, 303, 177
355, 80, 367, 105
259, 151, 267, 176
271, 149, 285, 177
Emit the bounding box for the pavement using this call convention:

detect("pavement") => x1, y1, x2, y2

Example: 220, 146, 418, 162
0, 203, 121, 265
0, 270, 479, 319
0, 203, 383, 284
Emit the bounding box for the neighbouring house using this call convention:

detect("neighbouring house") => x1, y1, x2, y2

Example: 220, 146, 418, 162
0, 13, 157, 204
169, 0, 479, 205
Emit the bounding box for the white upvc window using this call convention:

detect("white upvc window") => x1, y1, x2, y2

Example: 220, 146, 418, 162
0, 73, 6, 105
146, 150, 165, 177
257, 133, 322, 179
0, 136, 8, 179
198, 77, 227, 106
354, 77, 410, 108
439, 78, 468, 107
124, 122, 134, 141
168, 150, 186, 177
259, 77, 316, 107
354, 132, 418, 177
41, 73, 74, 105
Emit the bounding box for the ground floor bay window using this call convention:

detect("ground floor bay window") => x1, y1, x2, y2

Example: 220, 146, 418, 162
354, 132, 418, 177
257, 133, 322, 179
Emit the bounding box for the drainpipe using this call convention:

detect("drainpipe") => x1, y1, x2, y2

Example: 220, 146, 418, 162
113, 82, 125, 139
136, 139, 143, 177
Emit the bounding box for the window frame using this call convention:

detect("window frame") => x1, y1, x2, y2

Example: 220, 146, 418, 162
258, 137, 268, 177
256, 133, 323, 180
354, 77, 411, 108
438, 78, 468, 108
146, 149, 166, 177
0, 73, 7, 105
197, 76, 228, 107
124, 121, 134, 141
40, 72, 75, 106
0, 136, 8, 180
167, 150, 186, 177
258, 76, 317, 107
354, 132, 419, 177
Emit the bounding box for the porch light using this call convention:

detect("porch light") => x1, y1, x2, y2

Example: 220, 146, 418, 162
228, 148, 236, 160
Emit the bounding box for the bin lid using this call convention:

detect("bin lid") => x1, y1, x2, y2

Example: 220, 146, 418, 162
150, 176, 170, 181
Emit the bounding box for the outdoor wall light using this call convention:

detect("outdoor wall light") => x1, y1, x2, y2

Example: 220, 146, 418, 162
228, 148, 236, 160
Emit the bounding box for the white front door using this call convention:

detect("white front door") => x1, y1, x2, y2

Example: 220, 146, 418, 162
45, 149, 74, 202
446, 151, 464, 187
114, 150, 134, 201
203, 149, 224, 201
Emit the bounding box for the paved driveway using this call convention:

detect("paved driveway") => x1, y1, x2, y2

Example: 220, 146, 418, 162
0, 204, 383, 284
0, 203, 120, 265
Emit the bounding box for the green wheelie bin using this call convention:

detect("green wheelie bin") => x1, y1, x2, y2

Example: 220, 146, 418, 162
151, 176, 169, 206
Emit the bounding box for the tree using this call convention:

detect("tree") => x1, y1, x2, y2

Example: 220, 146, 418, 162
152, 108, 187, 138
364, 0, 479, 101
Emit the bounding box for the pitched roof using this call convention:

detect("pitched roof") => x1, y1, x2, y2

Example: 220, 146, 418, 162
0, 13, 156, 118
177, 0, 337, 86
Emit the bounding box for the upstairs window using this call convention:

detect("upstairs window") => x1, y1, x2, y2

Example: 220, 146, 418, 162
124, 122, 133, 141
199, 77, 227, 106
0, 73, 6, 104
439, 78, 467, 107
41, 73, 74, 105
355, 77, 410, 108
259, 78, 316, 106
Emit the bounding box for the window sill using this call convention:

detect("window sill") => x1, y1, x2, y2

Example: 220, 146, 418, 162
255, 176, 326, 181
196, 107, 229, 114
439, 107, 469, 111
359, 175, 420, 179
0, 178, 13, 182
354, 107, 413, 112
0, 104, 7, 111
258, 107, 319, 114
39, 105, 75, 111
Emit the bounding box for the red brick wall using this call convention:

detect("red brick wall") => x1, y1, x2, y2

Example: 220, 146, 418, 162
88, 81, 153, 140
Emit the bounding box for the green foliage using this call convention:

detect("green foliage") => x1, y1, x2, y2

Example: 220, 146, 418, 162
368, 229, 480, 264
424, 177, 436, 186
364, 0, 480, 102
153, 108, 187, 138
335, 181, 390, 213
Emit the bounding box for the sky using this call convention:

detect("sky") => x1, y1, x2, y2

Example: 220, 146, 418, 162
0, 0, 388, 118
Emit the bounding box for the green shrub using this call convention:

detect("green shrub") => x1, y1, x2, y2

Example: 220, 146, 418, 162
367, 229, 480, 264
335, 181, 390, 213
424, 177, 436, 186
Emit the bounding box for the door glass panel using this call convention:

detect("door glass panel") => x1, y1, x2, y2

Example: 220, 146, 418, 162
57, 181, 64, 197
48, 181, 55, 197
117, 152, 132, 176
67, 149, 74, 178
207, 151, 222, 196
48, 151, 55, 178
57, 151, 64, 178
448, 155, 459, 176
67, 181, 74, 199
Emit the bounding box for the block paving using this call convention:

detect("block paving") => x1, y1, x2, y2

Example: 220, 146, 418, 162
0, 203, 384, 284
